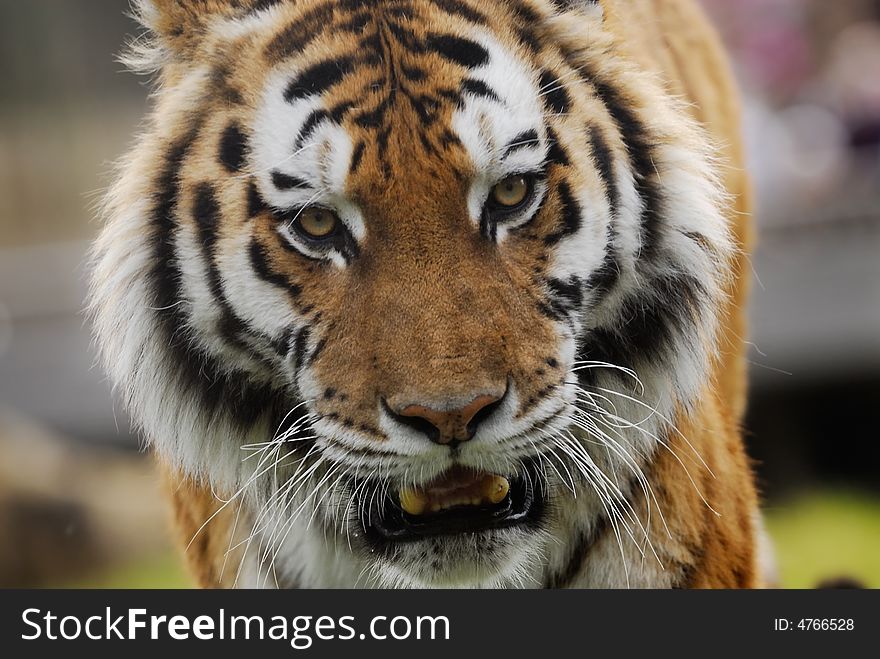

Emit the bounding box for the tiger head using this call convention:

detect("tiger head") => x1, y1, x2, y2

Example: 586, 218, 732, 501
91, 0, 733, 588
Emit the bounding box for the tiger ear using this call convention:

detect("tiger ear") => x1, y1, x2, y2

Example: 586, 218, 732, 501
134, 0, 241, 42
127, 0, 256, 69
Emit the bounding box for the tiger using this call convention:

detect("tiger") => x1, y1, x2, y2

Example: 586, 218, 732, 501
90, 0, 762, 588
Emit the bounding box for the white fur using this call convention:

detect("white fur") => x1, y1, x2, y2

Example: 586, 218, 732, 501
92, 5, 734, 589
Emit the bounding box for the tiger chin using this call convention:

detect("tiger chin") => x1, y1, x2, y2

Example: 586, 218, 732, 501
90, 0, 764, 589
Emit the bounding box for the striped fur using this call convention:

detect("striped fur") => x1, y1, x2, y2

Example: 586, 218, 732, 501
91, 0, 760, 588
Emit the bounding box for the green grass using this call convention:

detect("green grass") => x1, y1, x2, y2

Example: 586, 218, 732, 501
66, 553, 190, 589
763, 489, 880, 589
65, 489, 880, 589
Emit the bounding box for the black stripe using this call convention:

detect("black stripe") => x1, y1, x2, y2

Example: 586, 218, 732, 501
192, 183, 260, 353
387, 4, 415, 20
503, 129, 540, 158
271, 170, 310, 191
544, 180, 581, 246
543, 451, 645, 588
426, 0, 488, 24
359, 30, 384, 60
585, 251, 621, 299
247, 180, 268, 218
219, 123, 247, 173
272, 325, 296, 357
503, 0, 543, 52
385, 19, 422, 51
581, 125, 622, 300
504, 0, 542, 24
151, 131, 198, 350
547, 276, 584, 311
544, 520, 607, 588
681, 229, 716, 257
248, 0, 285, 14
479, 208, 493, 241
548, 0, 600, 9
401, 64, 427, 81
211, 64, 244, 105
539, 70, 571, 115
591, 79, 665, 260
295, 109, 330, 147
376, 125, 391, 157
437, 88, 461, 103
439, 130, 461, 149
537, 300, 566, 322
546, 127, 570, 167
149, 123, 292, 432
407, 92, 440, 124
349, 141, 366, 174
193, 183, 222, 267
308, 336, 327, 366
293, 326, 311, 371
328, 99, 356, 122
337, 11, 371, 32
419, 132, 440, 158
460, 78, 501, 103
284, 57, 355, 102
587, 125, 619, 217
353, 98, 390, 129
266, 3, 337, 62
578, 274, 705, 371
249, 238, 302, 297
424, 34, 490, 68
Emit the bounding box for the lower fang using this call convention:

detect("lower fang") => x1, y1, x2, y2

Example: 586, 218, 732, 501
486, 475, 510, 504
399, 488, 427, 515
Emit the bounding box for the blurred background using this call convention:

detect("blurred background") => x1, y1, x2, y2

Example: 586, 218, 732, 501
0, 0, 877, 588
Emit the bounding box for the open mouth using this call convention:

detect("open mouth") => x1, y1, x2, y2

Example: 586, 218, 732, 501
363, 463, 544, 542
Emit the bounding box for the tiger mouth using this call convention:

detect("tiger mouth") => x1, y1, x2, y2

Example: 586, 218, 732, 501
363, 462, 544, 542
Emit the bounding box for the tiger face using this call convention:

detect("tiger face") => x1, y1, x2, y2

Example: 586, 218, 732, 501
91, 0, 733, 587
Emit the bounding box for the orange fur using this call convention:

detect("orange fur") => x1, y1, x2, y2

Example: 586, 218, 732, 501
112, 0, 758, 587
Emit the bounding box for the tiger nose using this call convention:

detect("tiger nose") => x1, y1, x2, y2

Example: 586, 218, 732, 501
387, 392, 506, 446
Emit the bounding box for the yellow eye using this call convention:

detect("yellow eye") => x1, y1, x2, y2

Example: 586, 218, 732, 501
490, 175, 530, 209
297, 207, 339, 239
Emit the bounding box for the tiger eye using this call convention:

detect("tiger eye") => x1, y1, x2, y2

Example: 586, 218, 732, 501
298, 207, 338, 239
491, 175, 530, 208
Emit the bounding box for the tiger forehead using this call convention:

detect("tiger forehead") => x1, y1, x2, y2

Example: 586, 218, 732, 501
263, 0, 547, 65
260, 0, 543, 128
236, 0, 556, 203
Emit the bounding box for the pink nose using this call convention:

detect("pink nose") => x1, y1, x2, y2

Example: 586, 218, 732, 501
390, 393, 505, 445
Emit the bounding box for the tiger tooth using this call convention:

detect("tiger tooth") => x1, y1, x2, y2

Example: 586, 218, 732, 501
400, 472, 510, 516
485, 475, 510, 504
399, 488, 428, 516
